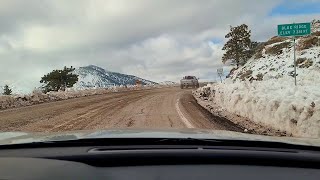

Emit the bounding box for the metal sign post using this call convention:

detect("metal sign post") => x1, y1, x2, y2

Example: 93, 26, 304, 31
217, 68, 223, 83
293, 37, 297, 86
277, 22, 311, 86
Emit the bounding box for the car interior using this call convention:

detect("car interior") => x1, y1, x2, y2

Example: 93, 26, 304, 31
0, 138, 319, 179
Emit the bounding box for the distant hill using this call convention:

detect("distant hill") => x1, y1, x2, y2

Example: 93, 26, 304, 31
73, 65, 157, 89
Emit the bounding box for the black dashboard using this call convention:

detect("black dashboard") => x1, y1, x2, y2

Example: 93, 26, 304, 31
0, 138, 320, 179
1, 157, 320, 180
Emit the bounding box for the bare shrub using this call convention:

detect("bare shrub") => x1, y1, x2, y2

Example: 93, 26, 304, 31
298, 59, 314, 68
296, 58, 307, 65
298, 36, 320, 50
265, 42, 291, 55
239, 70, 253, 81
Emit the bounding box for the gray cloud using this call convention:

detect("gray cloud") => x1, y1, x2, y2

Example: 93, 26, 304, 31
1, 0, 316, 93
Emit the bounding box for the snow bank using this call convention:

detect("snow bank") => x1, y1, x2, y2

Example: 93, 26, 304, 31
195, 24, 320, 138
0, 84, 166, 110
197, 76, 320, 138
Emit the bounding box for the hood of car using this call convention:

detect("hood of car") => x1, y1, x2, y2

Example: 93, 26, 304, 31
0, 129, 320, 147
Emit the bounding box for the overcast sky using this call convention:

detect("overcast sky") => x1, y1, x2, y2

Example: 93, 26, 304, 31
0, 0, 319, 92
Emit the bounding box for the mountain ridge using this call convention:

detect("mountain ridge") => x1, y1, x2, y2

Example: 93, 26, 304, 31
73, 65, 157, 89
3, 65, 157, 94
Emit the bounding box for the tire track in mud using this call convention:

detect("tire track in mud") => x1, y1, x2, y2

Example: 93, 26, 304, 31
0, 91, 148, 131
48, 91, 155, 132
111, 93, 161, 128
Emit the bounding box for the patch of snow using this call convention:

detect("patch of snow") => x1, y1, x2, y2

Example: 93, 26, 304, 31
158, 81, 178, 85
0, 132, 28, 141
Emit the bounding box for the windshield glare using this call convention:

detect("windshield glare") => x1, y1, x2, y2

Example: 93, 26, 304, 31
0, 0, 320, 146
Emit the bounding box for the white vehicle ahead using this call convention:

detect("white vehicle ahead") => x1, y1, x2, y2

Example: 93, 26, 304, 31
180, 76, 199, 89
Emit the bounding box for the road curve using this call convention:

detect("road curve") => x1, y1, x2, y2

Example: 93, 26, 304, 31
0, 87, 243, 132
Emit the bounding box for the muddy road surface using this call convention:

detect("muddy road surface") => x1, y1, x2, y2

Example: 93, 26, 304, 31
0, 87, 243, 132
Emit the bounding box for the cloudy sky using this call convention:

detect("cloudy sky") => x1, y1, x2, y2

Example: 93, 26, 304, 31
0, 0, 319, 92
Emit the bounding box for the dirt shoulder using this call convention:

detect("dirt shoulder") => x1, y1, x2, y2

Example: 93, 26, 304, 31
178, 92, 244, 132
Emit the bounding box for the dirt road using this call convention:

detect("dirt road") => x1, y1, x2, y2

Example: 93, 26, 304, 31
0, 87, 243, 132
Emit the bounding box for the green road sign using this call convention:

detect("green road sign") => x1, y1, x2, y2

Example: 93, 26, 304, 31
278, 22, 311, 37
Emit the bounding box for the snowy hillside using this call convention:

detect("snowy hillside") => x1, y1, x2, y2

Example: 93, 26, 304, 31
228, 20, 320, 82
74, 65, 157, 89
196, 28, 320, 138
229, 36, 320, 82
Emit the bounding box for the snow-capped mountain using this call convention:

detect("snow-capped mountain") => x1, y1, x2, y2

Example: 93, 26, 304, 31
73, 65, 157, 89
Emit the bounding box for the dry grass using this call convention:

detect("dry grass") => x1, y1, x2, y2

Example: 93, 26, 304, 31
239, 70, 253, 81
295, 57, 313, 68
265, 42, 291, 55
227, 67, 239, 78
265, 36, 289, 46
253, 36, 292, 59
254, 51, 264, 59
311, 31, 320, 37
254, 43, 266, 59
256, 73, 264, 81
307, 108, 314, 118
298, 36, 320, 50
296, 58, 307, 65
298, 59, 313, 68
311, 102, 316, 108
290, 119, 298, 126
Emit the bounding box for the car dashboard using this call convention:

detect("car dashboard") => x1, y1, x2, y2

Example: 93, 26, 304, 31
0, 138, 319, 179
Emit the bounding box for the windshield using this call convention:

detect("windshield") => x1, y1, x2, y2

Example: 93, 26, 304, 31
0, 0, 320, 146
184, 76, 195, 79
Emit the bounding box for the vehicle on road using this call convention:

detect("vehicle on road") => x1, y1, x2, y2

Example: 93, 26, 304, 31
180, 76, 199, 89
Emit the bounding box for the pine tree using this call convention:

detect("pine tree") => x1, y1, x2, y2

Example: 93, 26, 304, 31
246, 41, 259, 58
222, 24, 252, 67
3, 85, 12, 95
40, 66, 79, 93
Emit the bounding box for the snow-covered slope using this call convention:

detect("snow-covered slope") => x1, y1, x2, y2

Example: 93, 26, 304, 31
312, 19, 320, 33
196, 28, 320, 138
158, 81, 178, 85
229, 36, 320, 82
74, 65, 157, 89
224, 18, 319, 81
